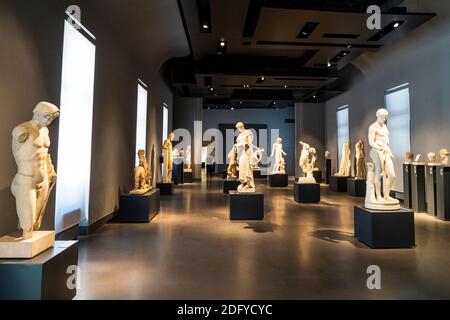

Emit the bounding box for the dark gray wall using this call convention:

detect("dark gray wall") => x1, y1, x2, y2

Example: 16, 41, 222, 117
325, 0, 450, 191
202, 108, 296, 176
0, 0, 188, 236
295, 103, 325, 178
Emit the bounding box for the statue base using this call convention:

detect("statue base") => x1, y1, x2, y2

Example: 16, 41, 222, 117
364, 201, 401, 211
184, 171, 194, 183
119, 189, 160, 223
294, 182, 320, 203
354, 206, 415, 249
0, 231, 55, 259
156, 182, 174, 195
129, 187, 153, 195
347, 178, 366, 197
298, 177, 316, 184
269, 174, 289, 187
229, 191, 264, 220
330, 175, 351, 192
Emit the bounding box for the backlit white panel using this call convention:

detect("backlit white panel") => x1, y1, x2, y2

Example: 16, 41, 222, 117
337, 106, 349, 168
136, 82, 148, 165
385, 84, 411, 193
55, 20, 96, 232
163, 104, 169, 145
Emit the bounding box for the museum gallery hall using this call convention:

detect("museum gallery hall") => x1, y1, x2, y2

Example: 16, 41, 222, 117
1, 0, 450, 302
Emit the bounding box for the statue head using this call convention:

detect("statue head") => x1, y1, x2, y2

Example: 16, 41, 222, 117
440, 149, 449, 159
277, 138, 283, 144
33, 102, 60, 127
405, 151, 414, 162
356, 140, 364, 151
300, 141, 310, 150
168, 132, 174, 141
428, 152, 437, 163
325, 151, 330, 159
236, 122, 245, 133
376, 108, 389, 125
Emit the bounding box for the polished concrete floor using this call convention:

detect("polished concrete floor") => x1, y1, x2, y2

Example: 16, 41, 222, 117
76, 178, 450, 300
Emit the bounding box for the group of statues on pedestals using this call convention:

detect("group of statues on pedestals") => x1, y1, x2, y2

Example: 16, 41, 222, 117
406, 150, 449, 166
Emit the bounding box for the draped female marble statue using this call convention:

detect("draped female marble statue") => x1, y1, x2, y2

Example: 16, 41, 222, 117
11, 102, 60, 240
365, 108, 400, 210
336, 141, 352, 177
270, 138, 287, 174
298, 141, 316, 183
185, 145, 192, 171
227, 146, 238, 180
355, 140, 367, 180
162, 132, 174, 183
131, 149, 152, 195
234, 122, 255, 193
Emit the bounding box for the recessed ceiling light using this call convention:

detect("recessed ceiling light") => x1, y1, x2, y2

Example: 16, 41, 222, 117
203, 24, 209, 29
327, 62, 331, 67
220, 41, 226, 47
240, 101, 243, 104
313, 95, 316, 99
393, 22, 400, 28
284, 85, 288, 88
347, 44, 352, 48
231, 107, 234, 110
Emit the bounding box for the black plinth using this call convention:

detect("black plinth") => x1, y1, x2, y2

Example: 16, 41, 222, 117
156, 182, 174, 195
347, 178, 366, 197
313, 171, 322, 183
172, 162, 184, 185
294, 183, 320, 203
269, 174, 289, 187
436, 166, 450, 221
325, 159, 332, 184
403, 164, 412, 209
354, 207, 415, 249
330, 176, 350, 192
411, 164, 426, 212
184, 171, 194, 183
426, 166, 438, 216
253, 170, 267, 179
0, 241, 79, 300
223, 180, 240, 194
118, 189, 160, 223
229, 191, 264, 220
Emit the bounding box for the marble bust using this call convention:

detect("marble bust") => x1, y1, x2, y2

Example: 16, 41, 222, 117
298, 141, 316, 184
405, 152, 414, 164
11, 102, 60, 240
130, 149, 152, 195
234, 122, 255, 193
271, 138, 287, 174
162, 132, 174, 183
365, 108, 400, 210
335, 141, 351, 177
440, 149, 449, 166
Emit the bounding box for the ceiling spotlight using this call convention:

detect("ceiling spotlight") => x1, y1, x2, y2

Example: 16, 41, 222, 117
313, 95, 316, 99
202, 23, 209, 30
240, 101, 243, 104
220, 41, 226, 47
231, 107, 234, 110
284, 85, 288, 88
256, 76, 265, 84
327, 62, 331, 68
208, 87, 215, 93
217, 40, 227, 54
393, 22, 401, 28
347, 44, 352, 48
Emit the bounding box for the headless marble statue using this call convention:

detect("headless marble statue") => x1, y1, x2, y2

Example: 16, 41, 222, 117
162, 132, 174, 183
227, 146, 238, 180
131, 149, 152, 195
271, 138, 287, 174
11, 102, 60, 240
355, 140, 367, 180
336, 141, 352, 177
235, 122, 256, 193
298, 141, 316, 184
365, 108, 400, 210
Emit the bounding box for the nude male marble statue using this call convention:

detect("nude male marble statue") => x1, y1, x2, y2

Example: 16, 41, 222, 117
271, 138, 287, 174
234, 122, 256, 193
11, 102, 60, 240
355, 140, 367, 180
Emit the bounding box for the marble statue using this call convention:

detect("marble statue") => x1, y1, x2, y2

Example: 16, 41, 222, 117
185, 145, 192, 171
271, 138, 287, 174
335, 141, 352, 177
441, 149, 449, 166
162, 132, 174, 183
405, 152, 414, 164
234, 122, 256, 193
227, 146, 238, 180
251, 146, 264, 170
325, 151, 330, 160
427, 152, 439, 166
355, 140, 367, 180
365, 108, 400, 210
130, 149, 152, 195
298, 141, 316, 184
11, 102, 60, 240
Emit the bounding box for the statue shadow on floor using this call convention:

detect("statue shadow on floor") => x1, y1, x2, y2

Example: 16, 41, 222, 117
243, 222, 280, 234
308, 229, 365, 248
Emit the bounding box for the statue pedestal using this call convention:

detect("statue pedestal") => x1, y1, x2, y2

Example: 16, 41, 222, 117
229, 191, 264, 220
412, 164, 426, 212
403, 164, 413, 209
119, 189, 160, 223
354, 207, 415, 249
0, 231, 55, 259
426, 165, 438, 217
156, 182, 174, 195
325, 159, 332, 184
253, 170, 267, 179
330, 176, 350, 192
268, 174, 288, 188
0, 241, 78, 300
436, 166, 450, 221
347, 178, 366, 197
294, 182, 320, 203
184, 170, 194, 183
313, 170, 322, 183
223, 180, 240, 194
172, 162, 184, 185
